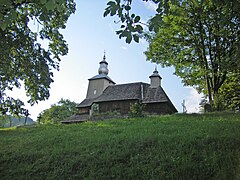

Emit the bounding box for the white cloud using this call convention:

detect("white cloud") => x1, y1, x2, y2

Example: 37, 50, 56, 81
142, 1, 158, 12
185, 88, 203, 113
120, 46, 128, 50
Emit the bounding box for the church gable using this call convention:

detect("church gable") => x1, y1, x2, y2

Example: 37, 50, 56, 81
143, 86, 169, 103
143, 86, 178, 113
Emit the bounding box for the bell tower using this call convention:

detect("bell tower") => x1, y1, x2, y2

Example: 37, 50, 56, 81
86, 52, 115, 99
149, 67, 162, 88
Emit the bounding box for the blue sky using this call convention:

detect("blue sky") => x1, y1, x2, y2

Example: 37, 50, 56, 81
10, 0, 202, 120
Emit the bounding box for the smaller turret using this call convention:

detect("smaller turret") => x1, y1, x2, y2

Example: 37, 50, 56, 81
149, 67, 162, 88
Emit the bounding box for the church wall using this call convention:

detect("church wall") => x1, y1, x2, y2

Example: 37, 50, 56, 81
78, 107, 90, 115
144, 102, 175, 115
97, 101, 175, 116
98, 100, 137, 114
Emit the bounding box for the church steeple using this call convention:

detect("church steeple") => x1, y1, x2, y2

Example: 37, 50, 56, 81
86, 52, 115, 99
98, 51, 109, 75
149, 66, 162, 87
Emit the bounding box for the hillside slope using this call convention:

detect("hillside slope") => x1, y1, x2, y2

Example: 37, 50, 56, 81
0, 113, 240, 179
3, 116, 35, 127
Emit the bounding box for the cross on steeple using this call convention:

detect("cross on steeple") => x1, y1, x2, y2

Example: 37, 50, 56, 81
103, 50, 106, 61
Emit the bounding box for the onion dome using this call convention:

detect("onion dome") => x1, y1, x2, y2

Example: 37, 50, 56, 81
98, 52, 109, 75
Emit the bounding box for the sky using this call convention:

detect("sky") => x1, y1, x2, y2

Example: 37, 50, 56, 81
9, 0, 203, 120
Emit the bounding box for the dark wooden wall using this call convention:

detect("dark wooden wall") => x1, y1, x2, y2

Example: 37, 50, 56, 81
98, 100, 137, 114
78, 107, 90, 115
77, 101, 176, 116
144, 102, 175, 115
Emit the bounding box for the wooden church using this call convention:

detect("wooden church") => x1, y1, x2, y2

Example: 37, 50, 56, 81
76, 53, 177, 118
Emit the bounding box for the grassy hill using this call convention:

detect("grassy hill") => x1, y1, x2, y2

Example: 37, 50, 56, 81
0, 113, 240, 179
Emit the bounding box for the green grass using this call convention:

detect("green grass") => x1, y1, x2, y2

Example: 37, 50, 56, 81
0, 113, 240, 179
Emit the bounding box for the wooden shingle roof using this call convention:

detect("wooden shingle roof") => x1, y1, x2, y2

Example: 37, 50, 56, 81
94, 82, 149, 102
77, 82, 177, 113
76, 98, 97, 108
88, 74, 115, 84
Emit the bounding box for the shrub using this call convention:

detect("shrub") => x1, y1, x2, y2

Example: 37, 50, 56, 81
129, 101, 145, 117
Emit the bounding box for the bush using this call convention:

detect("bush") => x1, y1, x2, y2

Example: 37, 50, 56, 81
129, 101, 145, 117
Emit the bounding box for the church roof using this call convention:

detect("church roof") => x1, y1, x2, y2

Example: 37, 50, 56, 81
77, 82, 177, 112
95, 82, 149, 102
149, 67, 162, 79
88, 74, 115, 84
76, 98, 97, 108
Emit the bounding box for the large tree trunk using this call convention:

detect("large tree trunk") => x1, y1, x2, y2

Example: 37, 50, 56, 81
198, 20, 213, 109
212, 73, 227, 111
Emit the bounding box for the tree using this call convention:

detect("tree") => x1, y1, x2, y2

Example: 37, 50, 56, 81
105, 0, 240, 110
145, 0, 240, 110
37, 99, 77, 124
0, 0, 76, 117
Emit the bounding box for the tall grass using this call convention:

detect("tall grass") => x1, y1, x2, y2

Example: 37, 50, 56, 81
0, 113, 240, 179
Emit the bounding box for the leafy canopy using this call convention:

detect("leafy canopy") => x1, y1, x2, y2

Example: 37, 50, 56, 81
0, 0, 76, 116
146, 0, 240, 106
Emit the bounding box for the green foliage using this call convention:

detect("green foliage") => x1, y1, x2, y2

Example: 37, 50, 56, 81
104, 0, 175, 43
37, 99, 77, 124
0, 0, 76, 116
91, 110, 121, 118
104, 0, 143, 43
91, 103, 99, 115
216, 72, 240, 111
129, 101, 145, 117
145, 0, 240, 110
0, 113, 240, 179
